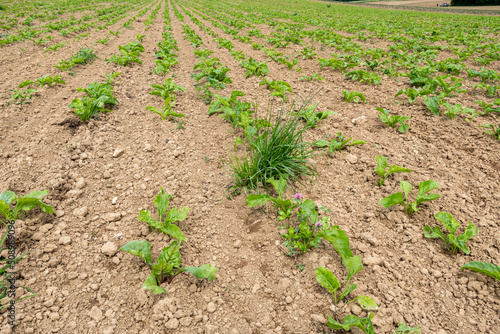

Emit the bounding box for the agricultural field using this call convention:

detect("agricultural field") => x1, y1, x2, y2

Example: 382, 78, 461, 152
0, 0, 499, 333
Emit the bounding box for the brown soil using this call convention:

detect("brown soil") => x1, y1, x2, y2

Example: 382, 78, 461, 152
1, 0, 500, 334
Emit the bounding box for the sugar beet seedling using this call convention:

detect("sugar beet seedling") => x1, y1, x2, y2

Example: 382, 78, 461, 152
120, 240, 217, 295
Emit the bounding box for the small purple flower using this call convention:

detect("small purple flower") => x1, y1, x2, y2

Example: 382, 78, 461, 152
294, 193, 303, 199
297, 207, 301, 212
315, 222, 322, 228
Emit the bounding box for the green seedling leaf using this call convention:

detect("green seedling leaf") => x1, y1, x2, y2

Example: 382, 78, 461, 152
394, 322, 421, 334
246, 194, 274, 207
398, 121, 410, 134
423, 96, 441, 116
122, 239, 217, 295
318, 226, 353, 266
338, 283, 357, 301
154, 187, 171, 221
155, 242, 182, 272
162, 224, 186, 242
434, 211, 459, 235
379, 192, 404, 209
327, 313, 376, 333
185, 264, 218, 281
375, 156, 412, 187
424, 212, 477, 254
350, 140, 367, 146
400, 181, 412, 198
267, 177, 287, 198
423, 225, 445, 240
143, 273, 167, 294
120, 240, 152, 266
415, 180, 441, 206
313, 139, 329, 148
375, 156, 388, 179
138, 209, 161, 229
461, 261, 500, 282
357, 295, 379, 311
387, 165, 411, 176
165, 206, 189, 223
315, 267, 340, 294
346, 255, 363, 286
18, 80, 35, 88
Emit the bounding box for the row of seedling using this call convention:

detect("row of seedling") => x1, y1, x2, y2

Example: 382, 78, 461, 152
146, 4, 185, 125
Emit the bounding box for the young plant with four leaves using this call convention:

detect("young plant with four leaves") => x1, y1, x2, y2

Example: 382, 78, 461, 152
119, 240, 217, 294
346, 70, 381, 85
240, 58, 269, 78
105, 72, 121, 85
474, 99, 500, 116
246, 178, 329, 255
395, 88, 431, 104
0, 190, 53, 310
106, 41, 144, 66
379, 180, 441, 215
294, 103, 335, 128
54, 46, 98, 71
146, 98, 184, 121
192, 58, 232, 103
473, 83, 499, 98
69, 82, 118, 121
10, 88, 37, 105
138, 188, 189, 241
149, 78, 186, 100
342, 88, 366, 103
259, 79, 292, 103
423, 212, 478, 254
374, 156, 411, 187
95, 38, 110, 45
442, 103, 476, 120
0, 190, 54, 223
314, 227, 379, 333
376, 108, 411, 134
19, 75, 65, 88
479, 123, 500, 140
314, 132, 366, 154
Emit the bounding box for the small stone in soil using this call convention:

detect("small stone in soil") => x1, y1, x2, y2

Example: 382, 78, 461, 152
101, 242, 118, 256
207, 302, 216, 313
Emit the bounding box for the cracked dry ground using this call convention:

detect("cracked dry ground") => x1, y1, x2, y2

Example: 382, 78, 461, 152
1, 0, 500, 333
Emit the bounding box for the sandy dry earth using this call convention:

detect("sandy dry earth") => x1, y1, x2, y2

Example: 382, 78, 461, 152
1, 0, 500, 333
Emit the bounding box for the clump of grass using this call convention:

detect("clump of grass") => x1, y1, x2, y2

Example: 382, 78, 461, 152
226, 101, 318, 191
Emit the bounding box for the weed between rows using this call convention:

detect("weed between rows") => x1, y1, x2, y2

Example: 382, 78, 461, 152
226, 101, 318, 192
